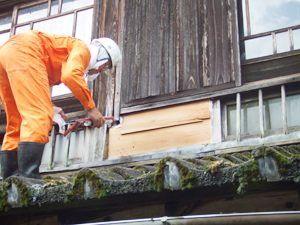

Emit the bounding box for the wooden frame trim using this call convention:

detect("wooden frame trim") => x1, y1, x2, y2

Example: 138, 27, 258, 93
241, 49, 300, 66
121, 73, 300, 114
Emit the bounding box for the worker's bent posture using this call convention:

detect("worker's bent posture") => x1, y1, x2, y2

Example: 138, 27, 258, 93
0, 30, 121, 180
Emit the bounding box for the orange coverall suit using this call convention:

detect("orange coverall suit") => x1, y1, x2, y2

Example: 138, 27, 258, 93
0, 30, 95, 151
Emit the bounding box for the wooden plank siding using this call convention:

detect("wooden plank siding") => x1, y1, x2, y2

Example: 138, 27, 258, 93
120, 0, 241, 109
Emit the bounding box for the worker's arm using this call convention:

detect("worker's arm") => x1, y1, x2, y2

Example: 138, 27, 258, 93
61, 44, 95, 111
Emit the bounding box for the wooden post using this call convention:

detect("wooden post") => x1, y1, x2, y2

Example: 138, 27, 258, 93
64, 125, 71, 167
212, 100, 222, 143
272, 32, 277, 54
258, 89, 265, 138
289, 28, 294, 51
281, 85, 288, 134
48, 126, 56, 170
236, 93, 241, 142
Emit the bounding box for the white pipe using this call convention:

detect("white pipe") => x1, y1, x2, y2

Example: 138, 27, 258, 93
72, 211, 300, 225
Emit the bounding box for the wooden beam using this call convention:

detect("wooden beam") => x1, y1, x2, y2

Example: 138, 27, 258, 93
120, 73, 300, 114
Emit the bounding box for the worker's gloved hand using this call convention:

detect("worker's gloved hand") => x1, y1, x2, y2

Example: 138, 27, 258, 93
88, 107, 105, 128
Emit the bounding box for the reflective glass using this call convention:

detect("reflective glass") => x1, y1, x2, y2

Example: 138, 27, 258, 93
17, 3, 48, 24
227, 104, 236, 136
51, 0, 59, 16
227, 101, 260, 136
75, 8, 93, 44
245, 0, 300, 36
62, 0, 94, 12
293, 29, 300, 50
264, 98, 282, 130
0, 15, 12, 31
15, 25, 30, 34
0, 32, 10, 46
286, 94, 300, 127
243, 35, 273, 60
33, 14, 73, 36
276, 31, 290, 54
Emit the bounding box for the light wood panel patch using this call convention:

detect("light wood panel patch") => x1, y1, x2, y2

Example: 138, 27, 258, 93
121, 100, 210, 134
108, 120, 212, 159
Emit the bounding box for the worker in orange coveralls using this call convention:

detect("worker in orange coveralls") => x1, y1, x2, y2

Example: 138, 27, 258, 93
0, 30, 121, 180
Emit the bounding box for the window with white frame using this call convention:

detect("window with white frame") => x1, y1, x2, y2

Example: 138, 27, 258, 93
222, 84, 300, 141
239, 0, 300, 60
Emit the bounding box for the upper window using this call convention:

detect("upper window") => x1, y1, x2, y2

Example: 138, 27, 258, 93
0, 13, 11, 46
239, 0, 300, 60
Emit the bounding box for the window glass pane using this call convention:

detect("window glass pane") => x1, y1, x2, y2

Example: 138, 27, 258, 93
75, 8, 93, 44
264, 98, 282, 130
293, 29, 300, 50
62, 0, 94, 12
227, 101, 260, 136
33, 14, 73, 36
15, 25, 31, 34
17, 3, 48, 24
227, 105, 236, 136
247, 0, 300, 36
286, 94, 300, 127
51, 0, 59, 16
0, 32, 10, 46
0, 15, 12, 31
276, 31, 290, 54
241, 101, 260, 134
243, 35, 273, 60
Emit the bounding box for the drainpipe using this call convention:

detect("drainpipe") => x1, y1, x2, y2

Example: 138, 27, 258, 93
72, 211, 300, 225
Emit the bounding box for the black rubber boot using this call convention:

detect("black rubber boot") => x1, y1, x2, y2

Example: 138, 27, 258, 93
18, 142, 45, 179
1, 150, 18, 181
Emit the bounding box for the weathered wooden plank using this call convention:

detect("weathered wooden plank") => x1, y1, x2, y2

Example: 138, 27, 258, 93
121, 100, 210, 135
242, 52, 300, 84
137, 0, 150, 99
231, 0, 242, 86
108, 120, 212, 159
113, 0, 125, 121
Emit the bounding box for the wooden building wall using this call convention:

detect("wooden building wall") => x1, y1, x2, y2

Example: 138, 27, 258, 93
120, 0, 241, 108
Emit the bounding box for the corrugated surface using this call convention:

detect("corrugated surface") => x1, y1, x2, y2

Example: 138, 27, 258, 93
121, 0, 240, 105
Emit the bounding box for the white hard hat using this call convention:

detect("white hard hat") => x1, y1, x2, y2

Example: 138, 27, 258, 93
91, 38, 121, 67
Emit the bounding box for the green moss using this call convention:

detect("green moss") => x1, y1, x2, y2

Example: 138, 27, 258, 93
65, 169, 107, 203
264, 148, 291, 174
153, 160, 165, 192
111, 168, 133, 180
134, 166, 149, 173
5, 178, 31, 208
0, 185, 11, 212
153, 158, 196, 192
236, 160, 259, 195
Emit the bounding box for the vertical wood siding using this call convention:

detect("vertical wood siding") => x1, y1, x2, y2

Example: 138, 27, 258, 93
121, 0, 240, 105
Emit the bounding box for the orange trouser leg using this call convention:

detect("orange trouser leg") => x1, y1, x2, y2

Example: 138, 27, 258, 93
0, 58, 22, 151
0, 35, 53, 150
